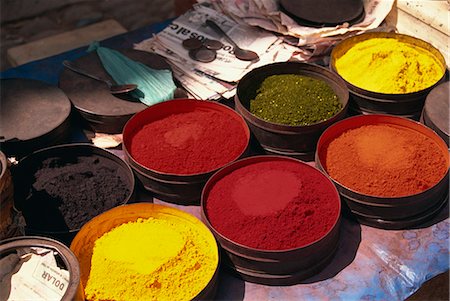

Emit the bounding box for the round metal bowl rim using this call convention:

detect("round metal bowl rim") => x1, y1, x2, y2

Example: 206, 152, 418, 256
0, 151, 7, 180
315, 114, 450, 200
122, 98, 251, 177
235, 61, 350, 130
329, 32, 447, 96
200, 155, 342, 254
12, 143, 135, 233
0, 235, 81, 301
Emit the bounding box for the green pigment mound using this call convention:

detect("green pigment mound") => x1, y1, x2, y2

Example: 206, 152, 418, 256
250, 74, 342, 126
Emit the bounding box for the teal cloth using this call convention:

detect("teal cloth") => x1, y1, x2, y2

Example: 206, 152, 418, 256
88, 41, 176, 106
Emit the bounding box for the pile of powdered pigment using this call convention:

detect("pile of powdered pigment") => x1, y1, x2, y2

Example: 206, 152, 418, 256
204, 158, 340, 250
322, 123, 449, 197
129, 106, 248, 175
76, 205, 218, 301
334, 37, 445, 94
18, 156, 131, 232
250, 74, 342, 126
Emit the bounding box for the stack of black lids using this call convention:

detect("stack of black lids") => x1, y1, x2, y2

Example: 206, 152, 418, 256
280, 0, 365, 28
58, 49, 173, 134
421, 81, 449, 147
0, 78, 72, 158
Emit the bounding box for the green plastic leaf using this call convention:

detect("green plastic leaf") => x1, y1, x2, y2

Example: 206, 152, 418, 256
88, 41, 176, 106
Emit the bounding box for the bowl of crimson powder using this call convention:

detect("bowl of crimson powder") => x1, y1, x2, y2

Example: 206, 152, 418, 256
234, 62, 349, 161
201, 155, 341, 285
122, 99, 250, 204
13, 144, 135, 245
316, 114, 449, 229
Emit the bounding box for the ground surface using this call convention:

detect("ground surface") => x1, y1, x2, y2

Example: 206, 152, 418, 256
0, 0, 179, 71
0, 1, 448, 300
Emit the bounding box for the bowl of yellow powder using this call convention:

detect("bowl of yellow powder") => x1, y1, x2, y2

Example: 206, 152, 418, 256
70, 203, 219, 301
331, 32, 446, 119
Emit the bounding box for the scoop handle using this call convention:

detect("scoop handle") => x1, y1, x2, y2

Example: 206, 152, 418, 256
62, 60, 113, 87
205, 19, 239, 49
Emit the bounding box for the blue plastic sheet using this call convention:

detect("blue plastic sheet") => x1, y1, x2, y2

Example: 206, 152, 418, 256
148, 198, 448, 301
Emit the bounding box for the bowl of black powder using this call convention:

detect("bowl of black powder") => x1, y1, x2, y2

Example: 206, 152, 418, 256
12, 144, 134, 245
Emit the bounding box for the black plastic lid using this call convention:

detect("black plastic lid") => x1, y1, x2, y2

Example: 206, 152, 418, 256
0, 78, 71, 157
58, 49, 172, 133
280, 0, 365, 28
422, 81, 449, 145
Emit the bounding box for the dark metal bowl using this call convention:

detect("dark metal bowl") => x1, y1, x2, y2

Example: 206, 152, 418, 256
12, 143, 135, 245
201, 155, 341, 285
330, 32, 446, 120
122, 99, 250, 205
235, 62, 349, 161
315, 114, 449, 229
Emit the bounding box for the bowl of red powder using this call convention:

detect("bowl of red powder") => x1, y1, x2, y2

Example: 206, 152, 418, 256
316, 114, 449, 229
122, 99, 250, 204
201, 155, 341, 285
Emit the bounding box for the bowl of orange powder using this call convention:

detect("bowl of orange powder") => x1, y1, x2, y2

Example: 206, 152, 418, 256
316, 114, 449, 229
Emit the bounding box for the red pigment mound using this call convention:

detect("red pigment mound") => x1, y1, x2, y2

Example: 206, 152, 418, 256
205, 160, 340, 250
129, 109, 248, 175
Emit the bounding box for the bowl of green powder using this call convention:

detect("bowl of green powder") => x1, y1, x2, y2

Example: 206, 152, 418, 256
235, 62, 349, 161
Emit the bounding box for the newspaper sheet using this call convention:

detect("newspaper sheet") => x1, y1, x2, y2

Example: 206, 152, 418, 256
136, 4, 299, 99
135, 1, 394, 100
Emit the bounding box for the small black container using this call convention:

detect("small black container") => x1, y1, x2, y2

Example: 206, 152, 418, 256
280, 0, 365, 27
330, 32, 446, 120
0, 236, 84, 301
13, 143, 135, 245
421, 81, 449, 147
235, 62, 349, 161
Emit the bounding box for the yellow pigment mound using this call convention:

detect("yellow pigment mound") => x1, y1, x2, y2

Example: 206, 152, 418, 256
71, 204, 218, 301
335, 38, 445, 94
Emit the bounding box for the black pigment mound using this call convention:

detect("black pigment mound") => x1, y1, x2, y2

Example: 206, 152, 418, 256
17, 155, 131, 232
